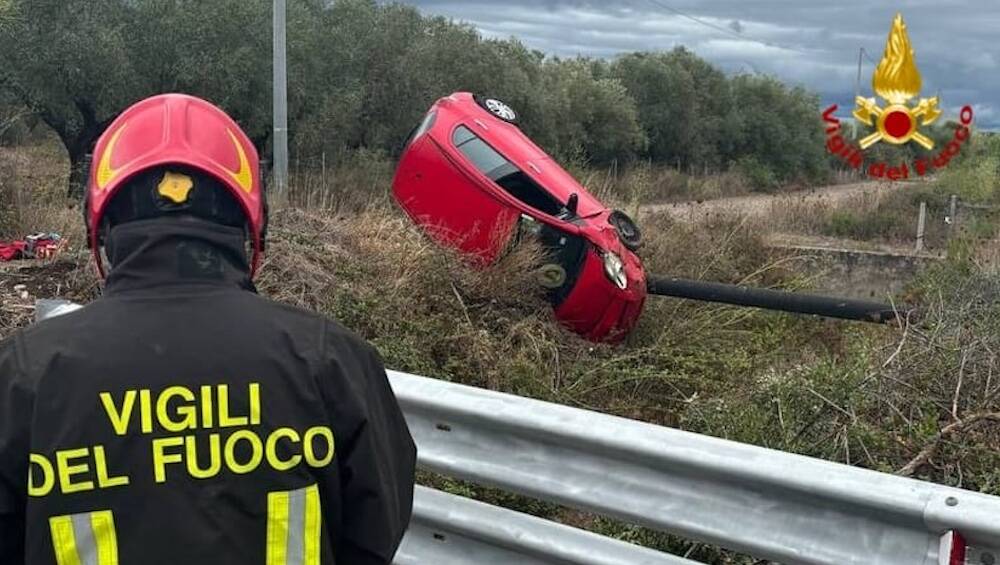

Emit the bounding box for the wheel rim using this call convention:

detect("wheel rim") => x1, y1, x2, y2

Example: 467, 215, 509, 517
485, 99, 516, 121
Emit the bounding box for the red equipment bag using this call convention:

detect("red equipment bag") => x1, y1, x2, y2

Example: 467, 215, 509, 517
0, 240, 27, 261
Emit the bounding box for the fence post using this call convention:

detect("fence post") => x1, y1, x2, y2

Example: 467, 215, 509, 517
949, 194, 958, 233
915, 201, 927, 253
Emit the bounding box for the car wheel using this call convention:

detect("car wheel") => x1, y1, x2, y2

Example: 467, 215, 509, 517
476, 95, 518, 124
609, 210, 642, 251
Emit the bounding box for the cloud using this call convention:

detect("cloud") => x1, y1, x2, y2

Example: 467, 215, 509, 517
400, 0, 1000, 130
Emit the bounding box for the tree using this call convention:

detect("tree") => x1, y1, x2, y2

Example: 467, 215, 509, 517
528, 58, 645, 165
0, 0, 141, 195
611, 48, 734, 171
726, 76, 828, 185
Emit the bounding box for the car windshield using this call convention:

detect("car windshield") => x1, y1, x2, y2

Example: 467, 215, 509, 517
453, 126, 567, 218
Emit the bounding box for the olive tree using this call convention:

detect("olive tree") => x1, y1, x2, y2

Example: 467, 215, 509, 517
0, 0, 141, 194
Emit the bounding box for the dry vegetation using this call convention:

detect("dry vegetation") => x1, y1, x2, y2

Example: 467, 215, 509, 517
2, 141, 999, 563
565, 159, 862, 209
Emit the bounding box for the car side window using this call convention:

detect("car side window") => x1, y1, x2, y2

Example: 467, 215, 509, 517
453, 126, 509, 178
452, 126, 565, 218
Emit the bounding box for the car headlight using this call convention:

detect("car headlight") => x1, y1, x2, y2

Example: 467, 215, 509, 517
602, 251, 628, 290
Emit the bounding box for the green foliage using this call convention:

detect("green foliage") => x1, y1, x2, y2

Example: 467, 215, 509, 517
612, 50, 714, 166
735, 155, 779, 192
726, 76, 830, 185
0, 0, 835, 194
524, 58, 646, 165
0, 0, 138, 155
938, 151, 999, 205
291, 1, 646, 166
612, 51, 829, 185
0, 92, 33, 145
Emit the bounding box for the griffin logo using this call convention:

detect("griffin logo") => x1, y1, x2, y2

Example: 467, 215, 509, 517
96, 123, 128, 190
821, 13, 973, 181
157, 171, 194, 204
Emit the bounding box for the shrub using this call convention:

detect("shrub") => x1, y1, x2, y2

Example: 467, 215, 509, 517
736, 156, 779, 193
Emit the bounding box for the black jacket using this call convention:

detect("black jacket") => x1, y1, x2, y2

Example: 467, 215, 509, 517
0, 217, 416, 565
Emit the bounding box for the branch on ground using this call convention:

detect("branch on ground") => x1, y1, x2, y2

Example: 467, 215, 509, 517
897, 412, 1000, 477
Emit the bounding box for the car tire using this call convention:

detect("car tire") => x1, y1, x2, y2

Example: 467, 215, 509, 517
609, 210, 642, 251
475, 95, 518, 125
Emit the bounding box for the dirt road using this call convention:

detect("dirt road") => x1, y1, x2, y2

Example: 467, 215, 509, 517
640, 180, 911, 222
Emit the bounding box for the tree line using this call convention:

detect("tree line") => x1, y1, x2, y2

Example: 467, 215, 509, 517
0, 0, 832, 195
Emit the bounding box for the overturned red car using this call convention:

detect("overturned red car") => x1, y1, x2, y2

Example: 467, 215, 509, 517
392, 92, 646, 341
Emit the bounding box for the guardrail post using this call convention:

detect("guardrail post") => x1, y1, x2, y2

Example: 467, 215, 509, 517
916, 201, 927, 253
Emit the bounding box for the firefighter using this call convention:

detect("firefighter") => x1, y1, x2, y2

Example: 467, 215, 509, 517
0, 94, 416, 564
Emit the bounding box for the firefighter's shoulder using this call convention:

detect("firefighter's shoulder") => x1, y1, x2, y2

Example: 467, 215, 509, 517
248, 292, 379, 362
1, 301, 97, 385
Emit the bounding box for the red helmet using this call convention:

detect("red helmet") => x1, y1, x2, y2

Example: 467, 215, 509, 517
87, 94, 265, 277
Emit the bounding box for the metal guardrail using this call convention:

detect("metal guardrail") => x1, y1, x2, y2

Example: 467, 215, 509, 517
388, 370, 1000, 565
396, 486, 697, 565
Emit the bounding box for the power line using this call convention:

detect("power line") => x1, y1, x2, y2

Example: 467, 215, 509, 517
641, 0, 746, 42
639, 0, 810, 55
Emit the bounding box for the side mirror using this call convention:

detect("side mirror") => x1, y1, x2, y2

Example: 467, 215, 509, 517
566, 193, 579, 216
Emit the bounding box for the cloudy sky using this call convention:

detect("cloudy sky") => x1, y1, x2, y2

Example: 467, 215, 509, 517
401, 0, 1000, 130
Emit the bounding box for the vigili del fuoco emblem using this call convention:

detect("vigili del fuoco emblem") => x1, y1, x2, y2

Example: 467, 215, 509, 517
853, 13, 941, 150
822, 13, 973, 180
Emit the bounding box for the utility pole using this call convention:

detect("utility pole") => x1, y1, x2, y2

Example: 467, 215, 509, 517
273, 0, 289, 196
853, 47, 863, 140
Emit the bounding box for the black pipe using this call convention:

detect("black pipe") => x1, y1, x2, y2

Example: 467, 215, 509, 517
646, 276, 903, 324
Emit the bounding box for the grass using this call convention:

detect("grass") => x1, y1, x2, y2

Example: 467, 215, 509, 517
2, 140, 999, 563
768, 182, 972, 254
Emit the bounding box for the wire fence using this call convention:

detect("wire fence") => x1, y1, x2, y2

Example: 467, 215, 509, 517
266, 152, 397, 212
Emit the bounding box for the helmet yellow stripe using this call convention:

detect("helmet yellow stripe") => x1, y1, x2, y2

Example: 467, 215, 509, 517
96, 124, 128, 191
